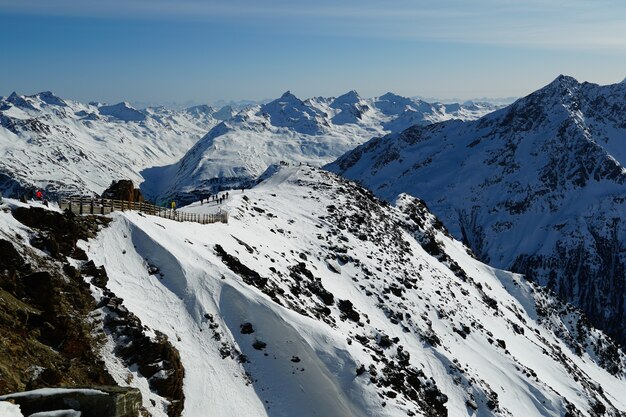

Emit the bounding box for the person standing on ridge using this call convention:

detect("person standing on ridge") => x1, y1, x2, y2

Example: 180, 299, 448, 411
36, 190, 43, 201
171, 201, 176, 211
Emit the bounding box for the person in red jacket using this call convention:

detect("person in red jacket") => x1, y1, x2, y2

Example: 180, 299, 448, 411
35, 190, 43, 201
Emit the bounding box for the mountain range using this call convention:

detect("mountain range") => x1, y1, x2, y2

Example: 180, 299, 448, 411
1, 76, 626, 416
328, 75, 626, 346
0, 90, 499, 204
153, 91, 498, 204
0, 91, 222, 198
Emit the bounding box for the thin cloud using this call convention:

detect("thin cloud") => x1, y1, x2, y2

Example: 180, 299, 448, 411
1, 0, 625, 51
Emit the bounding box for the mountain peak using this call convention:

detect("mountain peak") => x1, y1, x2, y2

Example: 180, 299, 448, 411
99, 101, 146, 122
6, 91, 37, 110
545, 74, 580, 91
279, 91, 300, 101
34, 91, 67, 107
342, 89, 360, 98
185, 104, 215, 116
333, 90, 361, 103
379, 92, 405, 101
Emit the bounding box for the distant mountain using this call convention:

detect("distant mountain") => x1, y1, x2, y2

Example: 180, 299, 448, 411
150, 91, 500, 204
327, 75, 626, 345
330, 90, 372, 125
0, 92, 220, 198
98, 102, 146, 122
0, 89, 501, 204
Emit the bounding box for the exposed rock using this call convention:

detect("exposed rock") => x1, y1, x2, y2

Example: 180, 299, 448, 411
102, 180, 144, 203
0, 210, 115, 394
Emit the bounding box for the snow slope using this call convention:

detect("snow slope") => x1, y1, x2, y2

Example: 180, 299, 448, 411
150, 91, 499, 204
327, 75, 626, 346
0, 92, 219, 198
84, 165, 626, 417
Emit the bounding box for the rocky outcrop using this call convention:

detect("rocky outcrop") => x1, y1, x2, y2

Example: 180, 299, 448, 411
0, 204, 185, 416
0, 208, 114, 394
86, 263, 185, 417
102, 180, 144, 202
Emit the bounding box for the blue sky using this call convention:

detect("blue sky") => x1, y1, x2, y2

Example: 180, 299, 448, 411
1, 0, 625, 104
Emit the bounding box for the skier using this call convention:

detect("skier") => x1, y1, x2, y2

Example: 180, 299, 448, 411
36, 190, 43, 201
171, 201, 176, 211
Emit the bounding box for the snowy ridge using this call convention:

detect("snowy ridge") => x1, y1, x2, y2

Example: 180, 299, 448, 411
150, 91, 500, 204
84, 166, 626, 417
327, 75, 626, 346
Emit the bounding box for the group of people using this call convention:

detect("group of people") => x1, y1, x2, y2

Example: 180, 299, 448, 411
200, 191, 229, 206
168, 191, 231, 211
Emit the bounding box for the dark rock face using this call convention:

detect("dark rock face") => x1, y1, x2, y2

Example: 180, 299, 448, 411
94, 265, 185, 417
0, 210, 115, 394
1, 205, 186, 417
328, 76, 626, 346
102, 180, 144, 202
0, 386, 142, 417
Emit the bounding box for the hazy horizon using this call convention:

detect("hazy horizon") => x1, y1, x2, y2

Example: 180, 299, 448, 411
1, 0, 625, 104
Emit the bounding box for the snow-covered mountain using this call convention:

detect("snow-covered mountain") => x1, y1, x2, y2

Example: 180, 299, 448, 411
149, 91, 499, 204
327, 75, 626, 346
75, 165, 626, 416
0, 91, 223, 198
3, 165, 626, 416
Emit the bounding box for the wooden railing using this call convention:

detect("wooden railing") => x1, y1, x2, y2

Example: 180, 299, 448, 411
59, 196, 228, 224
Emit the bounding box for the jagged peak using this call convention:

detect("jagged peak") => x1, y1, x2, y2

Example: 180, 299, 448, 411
185, 104, 215, 115
5, 91, 37, 110
114, 101, 136, 109
330, 90, 362, 107
32, 91, 67, 107
378, 92, 408, 101
544, 74, 580, 91
98, 101, 145, 121
260, 91, 305, 110
279, 90, 300, 101
338, 90, 360, 100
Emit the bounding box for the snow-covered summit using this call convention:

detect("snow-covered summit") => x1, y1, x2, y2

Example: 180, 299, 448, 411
33, 91, 68, 107
212, 105, 236, 120
98, 102, 146, 122
374, 92, 421, 116
330, 90, 361, 106
184, 104, 215, 117
330, 90, 372, 125
259, 91, 328, 135
327, 75, 626, 346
